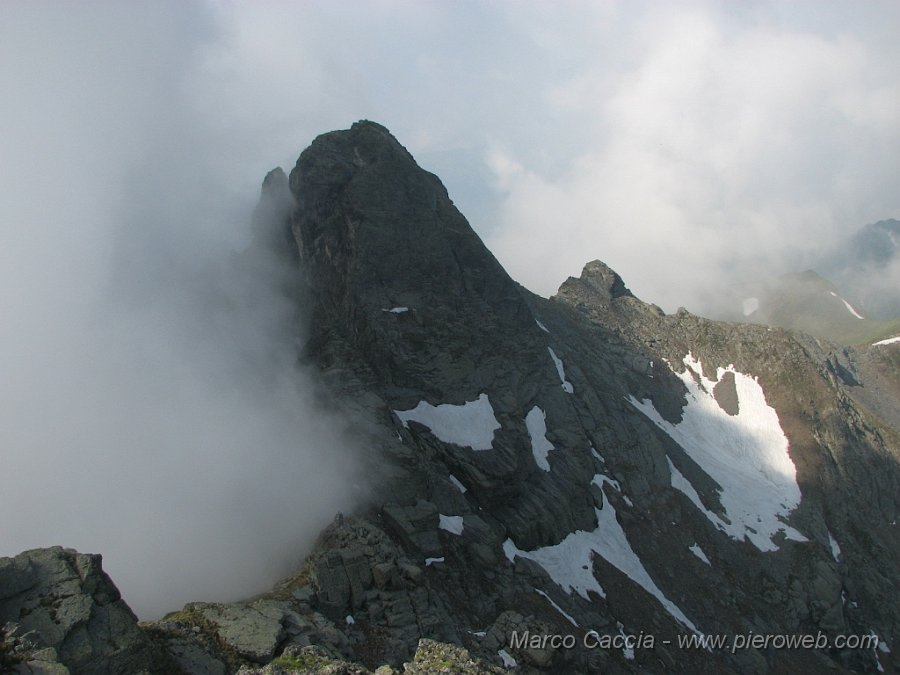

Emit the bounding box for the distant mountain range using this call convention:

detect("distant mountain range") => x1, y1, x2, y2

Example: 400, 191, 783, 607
822, 219, 900, 320
719, 268, 900, 346
713, 219, 900, 346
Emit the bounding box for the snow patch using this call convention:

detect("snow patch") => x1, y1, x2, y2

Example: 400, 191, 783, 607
448, 473, 468, 493
534, 588, 579, 627
592, 472, 621, 493
689, 543, 710, 565
526, 406, 554, 472
873, 335, 900, 346
345, 615, 355, 625
425, 557, 444, 566
618, 623, 635, 661
504, 486, 699, 633
383, 306, 409, 314
830, 292, 864, 319
828, 531, 842, 562
439, 514, 464, 535
742, 297, 759, 316
498, 649, 517, 668
548, 347, 574, 393
535, 319, 549, 333
629, 354, 806, 551
842, 299, 864, 319
395, 393, 500, 450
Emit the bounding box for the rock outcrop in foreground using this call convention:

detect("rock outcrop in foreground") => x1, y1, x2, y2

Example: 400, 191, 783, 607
0, 547, 172, 673
2, 122, 898, 674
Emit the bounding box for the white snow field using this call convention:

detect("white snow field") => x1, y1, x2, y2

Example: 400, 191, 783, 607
630, 354, 807, 551
394, 393, 500, 450
873, 335, 900, 346
504, 477, 699, 633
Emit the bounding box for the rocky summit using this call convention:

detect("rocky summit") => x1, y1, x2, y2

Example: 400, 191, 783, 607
2, 121, 898, 674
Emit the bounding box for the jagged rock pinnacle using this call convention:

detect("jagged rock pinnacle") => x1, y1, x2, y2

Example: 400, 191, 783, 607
575, 259, 633, 300
287, 121, 537, 401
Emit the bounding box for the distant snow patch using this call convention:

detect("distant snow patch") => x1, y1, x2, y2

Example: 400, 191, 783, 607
448, 473, 467, 493
504, 486, 699, 633
630, 354, 806, 551
842, 299, 864, 319
498, 649, 517, 668
439, 514, 464, 535
534, 588, 579, 627
345, 615, 355, 625
873, 335, 900, 346
425, 557, 444, 566
689, 543, 710, 565
395, 393, 499, 450
742, 297, 759, 316
830, 292, 864, 319
548, 347, 574, 393
525, 406, 554, 471
535, 319, 549, 332
383, 306, 409, 314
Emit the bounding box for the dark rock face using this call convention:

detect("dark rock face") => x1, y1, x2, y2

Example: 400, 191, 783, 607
288, 120, 599, 552
3, 122, 899, 674
0, 547, 172, 674
567, 259, 633, 301
288, 121, 535, 398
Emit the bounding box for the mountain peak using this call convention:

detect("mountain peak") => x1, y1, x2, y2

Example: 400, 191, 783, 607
576, 259, 634, 300
287, 122, 535, 400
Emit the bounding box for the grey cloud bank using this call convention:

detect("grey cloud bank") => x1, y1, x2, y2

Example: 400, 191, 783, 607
1, 0, 898, 617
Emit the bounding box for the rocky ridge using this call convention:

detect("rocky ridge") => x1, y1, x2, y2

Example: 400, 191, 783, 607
2, 121, 898, 674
